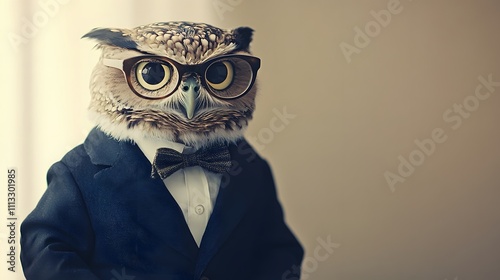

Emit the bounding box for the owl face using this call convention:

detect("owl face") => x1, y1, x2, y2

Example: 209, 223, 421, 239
83, 21, 260, 148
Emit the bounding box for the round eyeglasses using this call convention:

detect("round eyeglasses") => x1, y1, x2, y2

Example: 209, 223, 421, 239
103, 54, 261, 100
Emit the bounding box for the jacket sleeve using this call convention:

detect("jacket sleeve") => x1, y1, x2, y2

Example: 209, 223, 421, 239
253, 160, 304, 280
21, 162, 100, 280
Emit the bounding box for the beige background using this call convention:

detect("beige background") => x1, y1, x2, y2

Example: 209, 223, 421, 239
1, 0, 500, 279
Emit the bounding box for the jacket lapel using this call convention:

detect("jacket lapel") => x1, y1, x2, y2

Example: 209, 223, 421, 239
84, 128, 198, 262
194, 141, 259, 277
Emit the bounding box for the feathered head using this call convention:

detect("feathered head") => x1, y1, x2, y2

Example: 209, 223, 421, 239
83, 21, 260, 148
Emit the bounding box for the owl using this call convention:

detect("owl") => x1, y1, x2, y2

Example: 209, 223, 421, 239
21, 21, 304, 280
83, 21, 261, 148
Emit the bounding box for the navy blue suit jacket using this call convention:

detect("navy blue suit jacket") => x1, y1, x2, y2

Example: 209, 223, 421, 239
21, 128, 303, 280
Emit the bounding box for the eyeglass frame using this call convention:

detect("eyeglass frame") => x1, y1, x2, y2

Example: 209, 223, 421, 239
102, 54, 261, 100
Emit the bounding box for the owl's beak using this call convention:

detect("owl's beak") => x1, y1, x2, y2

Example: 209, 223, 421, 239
180, 76, 200, 120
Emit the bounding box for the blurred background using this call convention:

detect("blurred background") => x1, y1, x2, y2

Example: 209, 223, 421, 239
1, 0, 500, 279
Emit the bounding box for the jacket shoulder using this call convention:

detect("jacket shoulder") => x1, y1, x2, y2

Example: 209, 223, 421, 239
230, 139, 268, 167
56, 128, 123, 175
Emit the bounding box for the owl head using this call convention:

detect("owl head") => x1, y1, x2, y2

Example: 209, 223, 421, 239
83, 21, 260, 148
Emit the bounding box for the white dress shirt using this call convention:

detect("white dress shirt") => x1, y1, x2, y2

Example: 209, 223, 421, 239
134, 137, 221, 247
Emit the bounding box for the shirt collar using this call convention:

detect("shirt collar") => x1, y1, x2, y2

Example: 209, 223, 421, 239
134, 137, 190, 164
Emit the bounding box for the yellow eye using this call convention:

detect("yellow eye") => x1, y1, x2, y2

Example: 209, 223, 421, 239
135, 61, 171, 91
206, 61, 234, 90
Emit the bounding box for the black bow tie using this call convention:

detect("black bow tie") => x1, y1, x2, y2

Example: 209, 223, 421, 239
151, 145, 232, 179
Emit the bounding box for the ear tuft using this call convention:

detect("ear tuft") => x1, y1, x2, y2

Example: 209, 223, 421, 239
82, 28, 138, 49
233, 27, 254, 52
